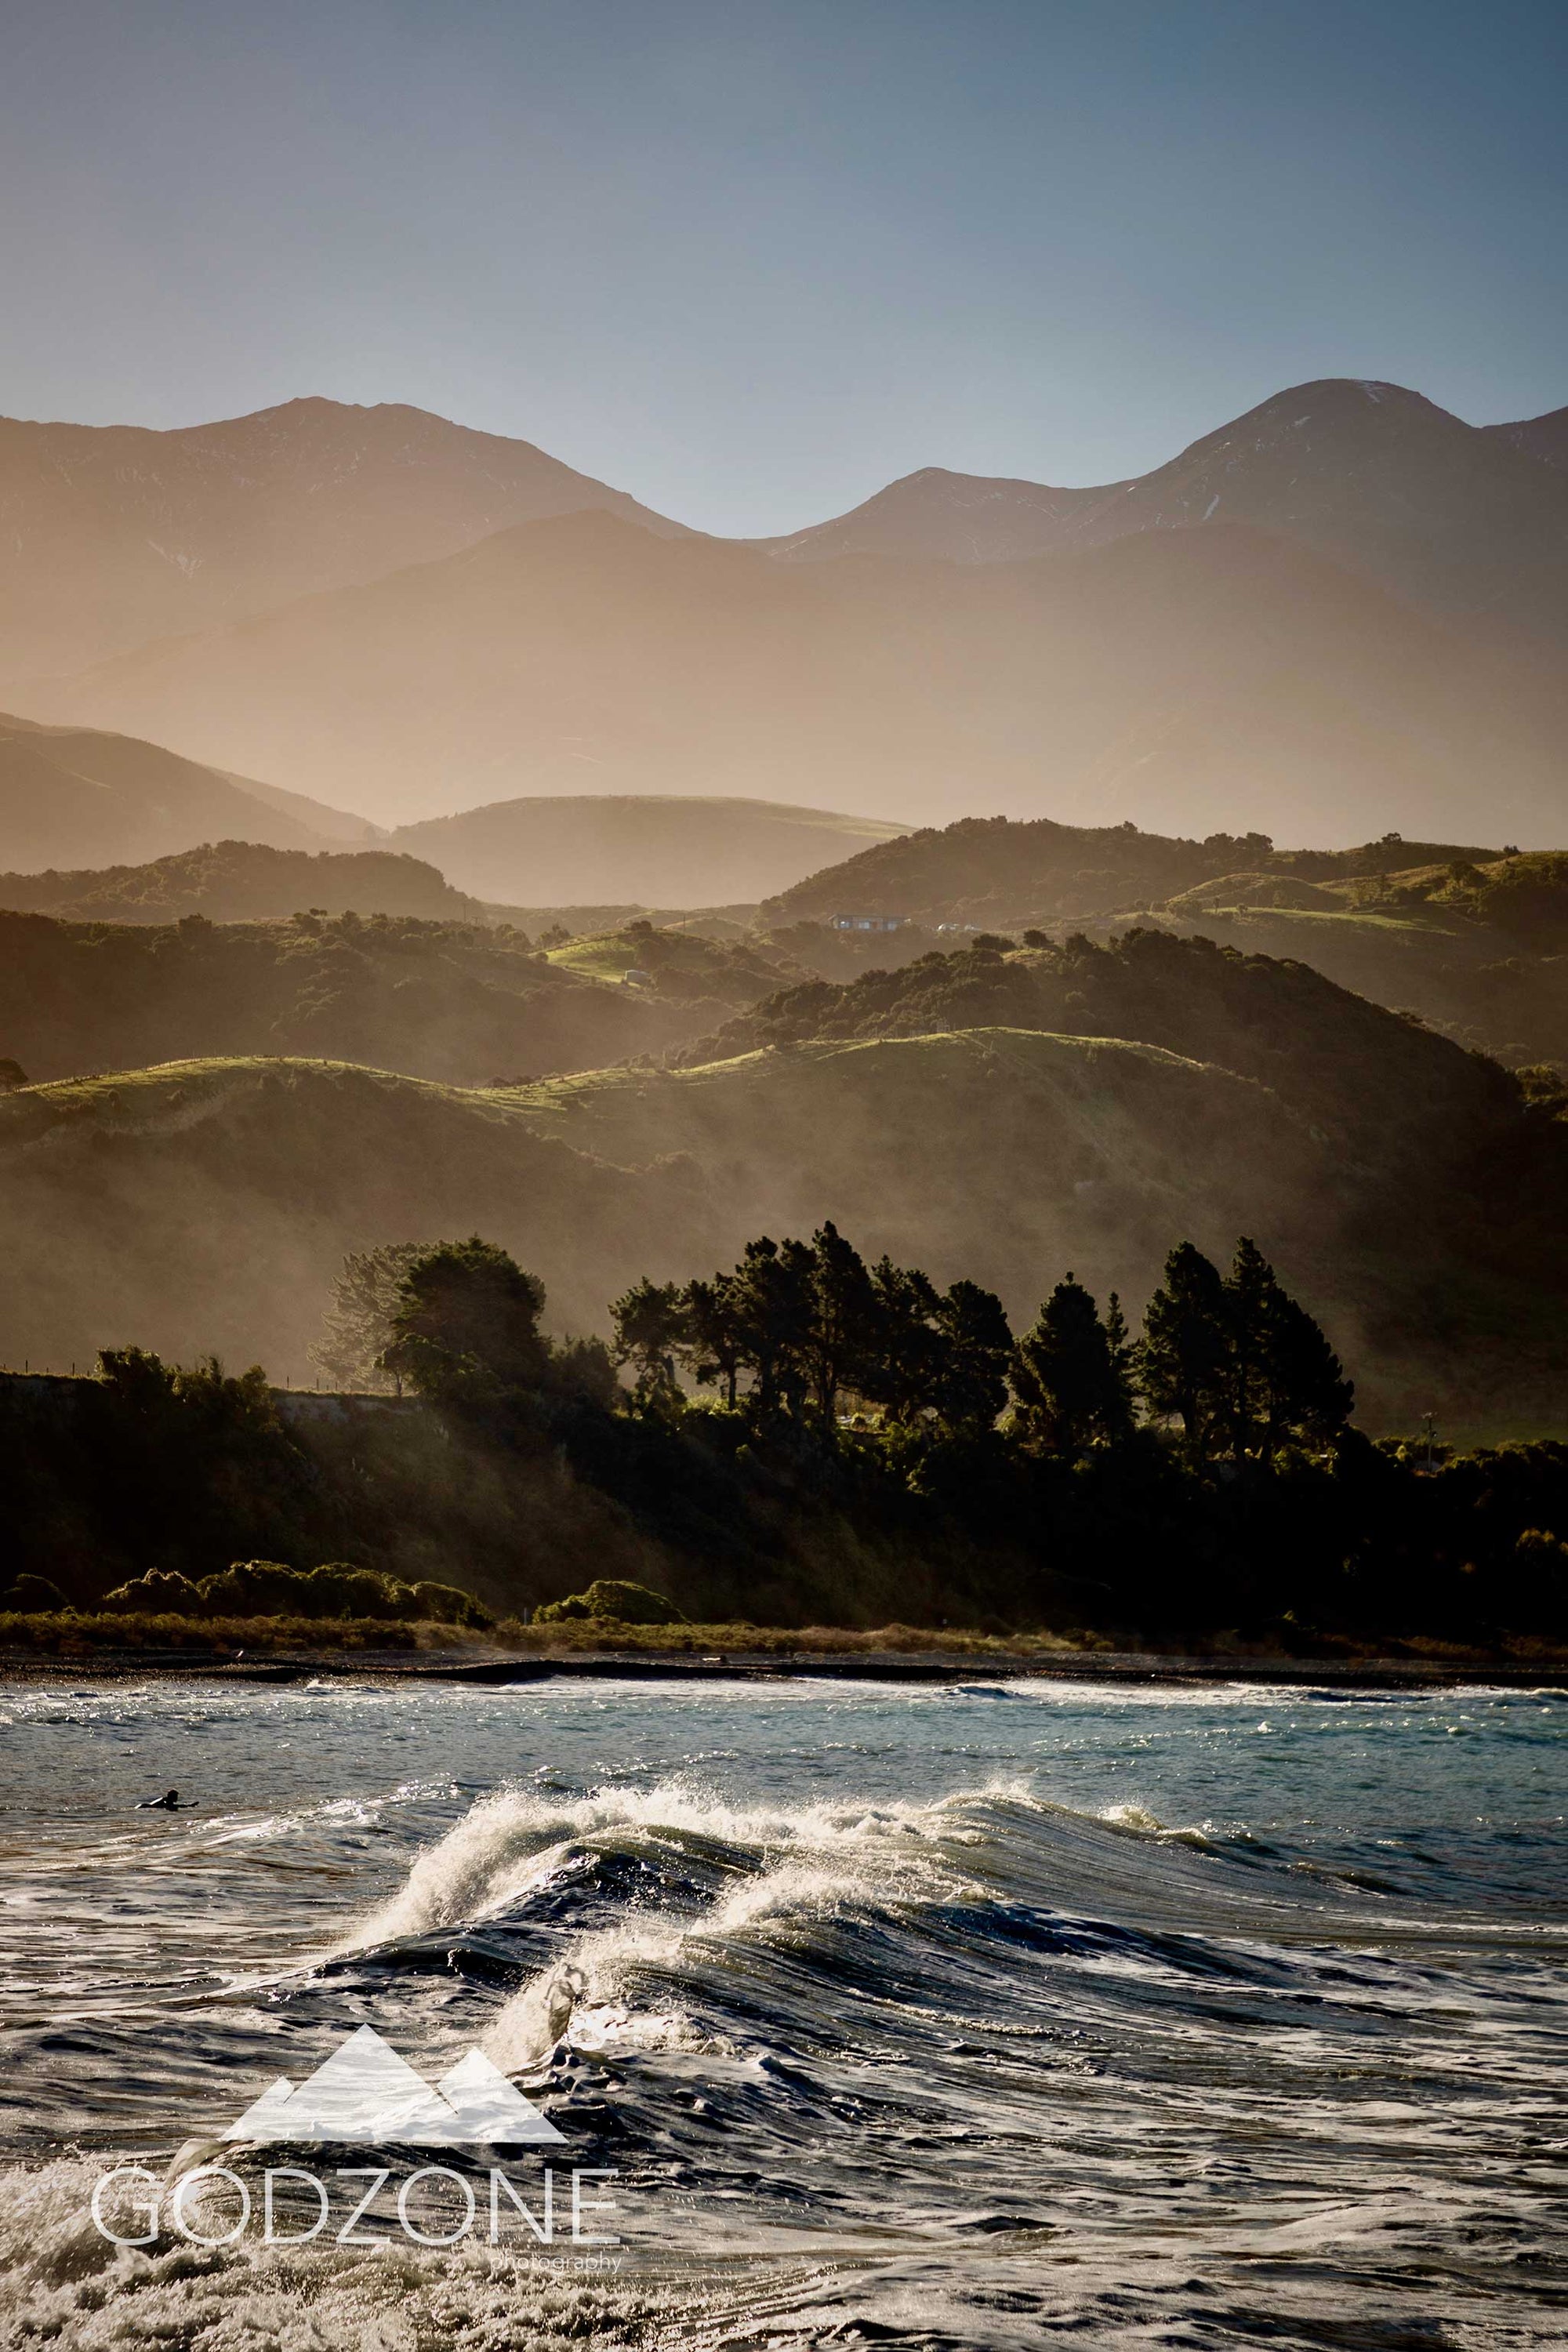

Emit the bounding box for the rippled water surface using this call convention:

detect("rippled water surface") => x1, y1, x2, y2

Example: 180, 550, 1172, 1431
1, 1671, 1564, 2347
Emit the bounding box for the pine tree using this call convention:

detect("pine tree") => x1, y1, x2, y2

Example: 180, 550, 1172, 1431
1221, 1237, 1353, 1460
682, 1274, 745, 1406
934, 1279, 1013, 1432
1138, 1242, 1229, 1457
724, 1236, 815, 1415
1011, 1275, 1134, 1454
609, 1278, 689, 1414
866, 1256, 946, 1423
802, 1222, 879, 1421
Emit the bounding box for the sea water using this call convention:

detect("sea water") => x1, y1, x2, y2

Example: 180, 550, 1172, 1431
0, 1673, 1563, 2347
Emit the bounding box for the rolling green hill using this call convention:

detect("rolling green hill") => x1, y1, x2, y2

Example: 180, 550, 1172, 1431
767, 812, 1504, 928
3, 965, 1564, 1436
766, 817, 1568, 1069
0, 909, 720, 1087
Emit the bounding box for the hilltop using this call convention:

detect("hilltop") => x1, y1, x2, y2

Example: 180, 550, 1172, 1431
764, 812, 1568, 1068
0, 840, 485, 924
390, 793, 909, 906
0, 709, 374, 871
768, 813, 1504, 927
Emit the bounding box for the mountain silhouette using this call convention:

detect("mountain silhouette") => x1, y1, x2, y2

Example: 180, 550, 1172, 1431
222, 2024, 565, 2145
0, 396, 689, 687
760, 379, 1568, 647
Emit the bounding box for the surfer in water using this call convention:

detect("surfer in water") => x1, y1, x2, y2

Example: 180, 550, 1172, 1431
137, 1789, 183, 1811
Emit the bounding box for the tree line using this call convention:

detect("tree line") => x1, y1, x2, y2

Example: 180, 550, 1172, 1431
317, 1222, 1354, 1466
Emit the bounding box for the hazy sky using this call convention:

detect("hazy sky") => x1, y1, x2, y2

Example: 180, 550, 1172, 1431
5, 0, 1566, 532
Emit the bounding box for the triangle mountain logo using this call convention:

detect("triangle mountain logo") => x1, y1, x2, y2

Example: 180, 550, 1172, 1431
222, 2026, 567, 2146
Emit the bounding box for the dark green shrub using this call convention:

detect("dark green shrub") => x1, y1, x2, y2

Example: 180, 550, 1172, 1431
536, 1577, 685, 1624
1, 1572, 69, 1611
101, 1568, 205, 1613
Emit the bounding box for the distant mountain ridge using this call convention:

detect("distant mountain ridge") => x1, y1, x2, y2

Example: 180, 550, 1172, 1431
0, 396, 689, 685
8, 376, 1567, 848
0, 710, 374, 871
34, 505, 1567, 843
760, 379, 1568, 645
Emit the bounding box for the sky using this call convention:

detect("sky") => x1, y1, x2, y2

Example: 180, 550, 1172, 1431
3, 0, 1566, 534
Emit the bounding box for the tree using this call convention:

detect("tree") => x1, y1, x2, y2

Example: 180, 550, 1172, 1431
800, 1221, 879, 1421
609, 1278, 689, 1414
380, 1236, 550, 1404
1138, 1243, 1230, 1458
931, 1279, 1013, 1432
682, 1273, 746, 1407
310, 1241, 428, 1392
1221, 1239, 1352, 1461
864, 1256, 946, 1424
1011, 1276, 1134, 1454
724, 1236, 816, 1415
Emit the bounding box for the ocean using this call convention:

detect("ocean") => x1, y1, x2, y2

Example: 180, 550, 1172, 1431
0, 1672, 1563, 2347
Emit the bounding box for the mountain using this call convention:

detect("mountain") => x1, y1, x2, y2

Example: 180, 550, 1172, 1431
0, 710, 376, 870
754, 468, 1109, 565
0, 397, 689, 686
32, 508, 1568, 842
1483, 405, 1568, 472
390, 795, 909, 906
760, 379, 1568, 648
0, 841, 487, 924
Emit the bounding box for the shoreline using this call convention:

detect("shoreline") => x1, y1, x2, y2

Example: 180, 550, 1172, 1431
4, 1646, 1565, 1690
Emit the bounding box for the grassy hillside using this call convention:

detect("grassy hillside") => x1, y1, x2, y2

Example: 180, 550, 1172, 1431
4, 983, 1563, 1437
661, 931, 1568, 1430
768, 812, 1504, 927
390, 793, 909, 906
1145, 851, 1568, 1067
767, 817, 1568, 1068
0, 1058, 703, 1379
0, 840, 485, 924
0, 909, 739, 1086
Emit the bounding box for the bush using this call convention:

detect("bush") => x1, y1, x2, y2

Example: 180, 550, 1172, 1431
100, 1559, 493, 1628
1, 1572, 69, 1611
535, 1577, 685, 1625
101, 1568, 205, 1613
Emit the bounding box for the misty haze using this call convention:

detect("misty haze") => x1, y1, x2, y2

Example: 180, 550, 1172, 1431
2, 5, 1566, 2350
